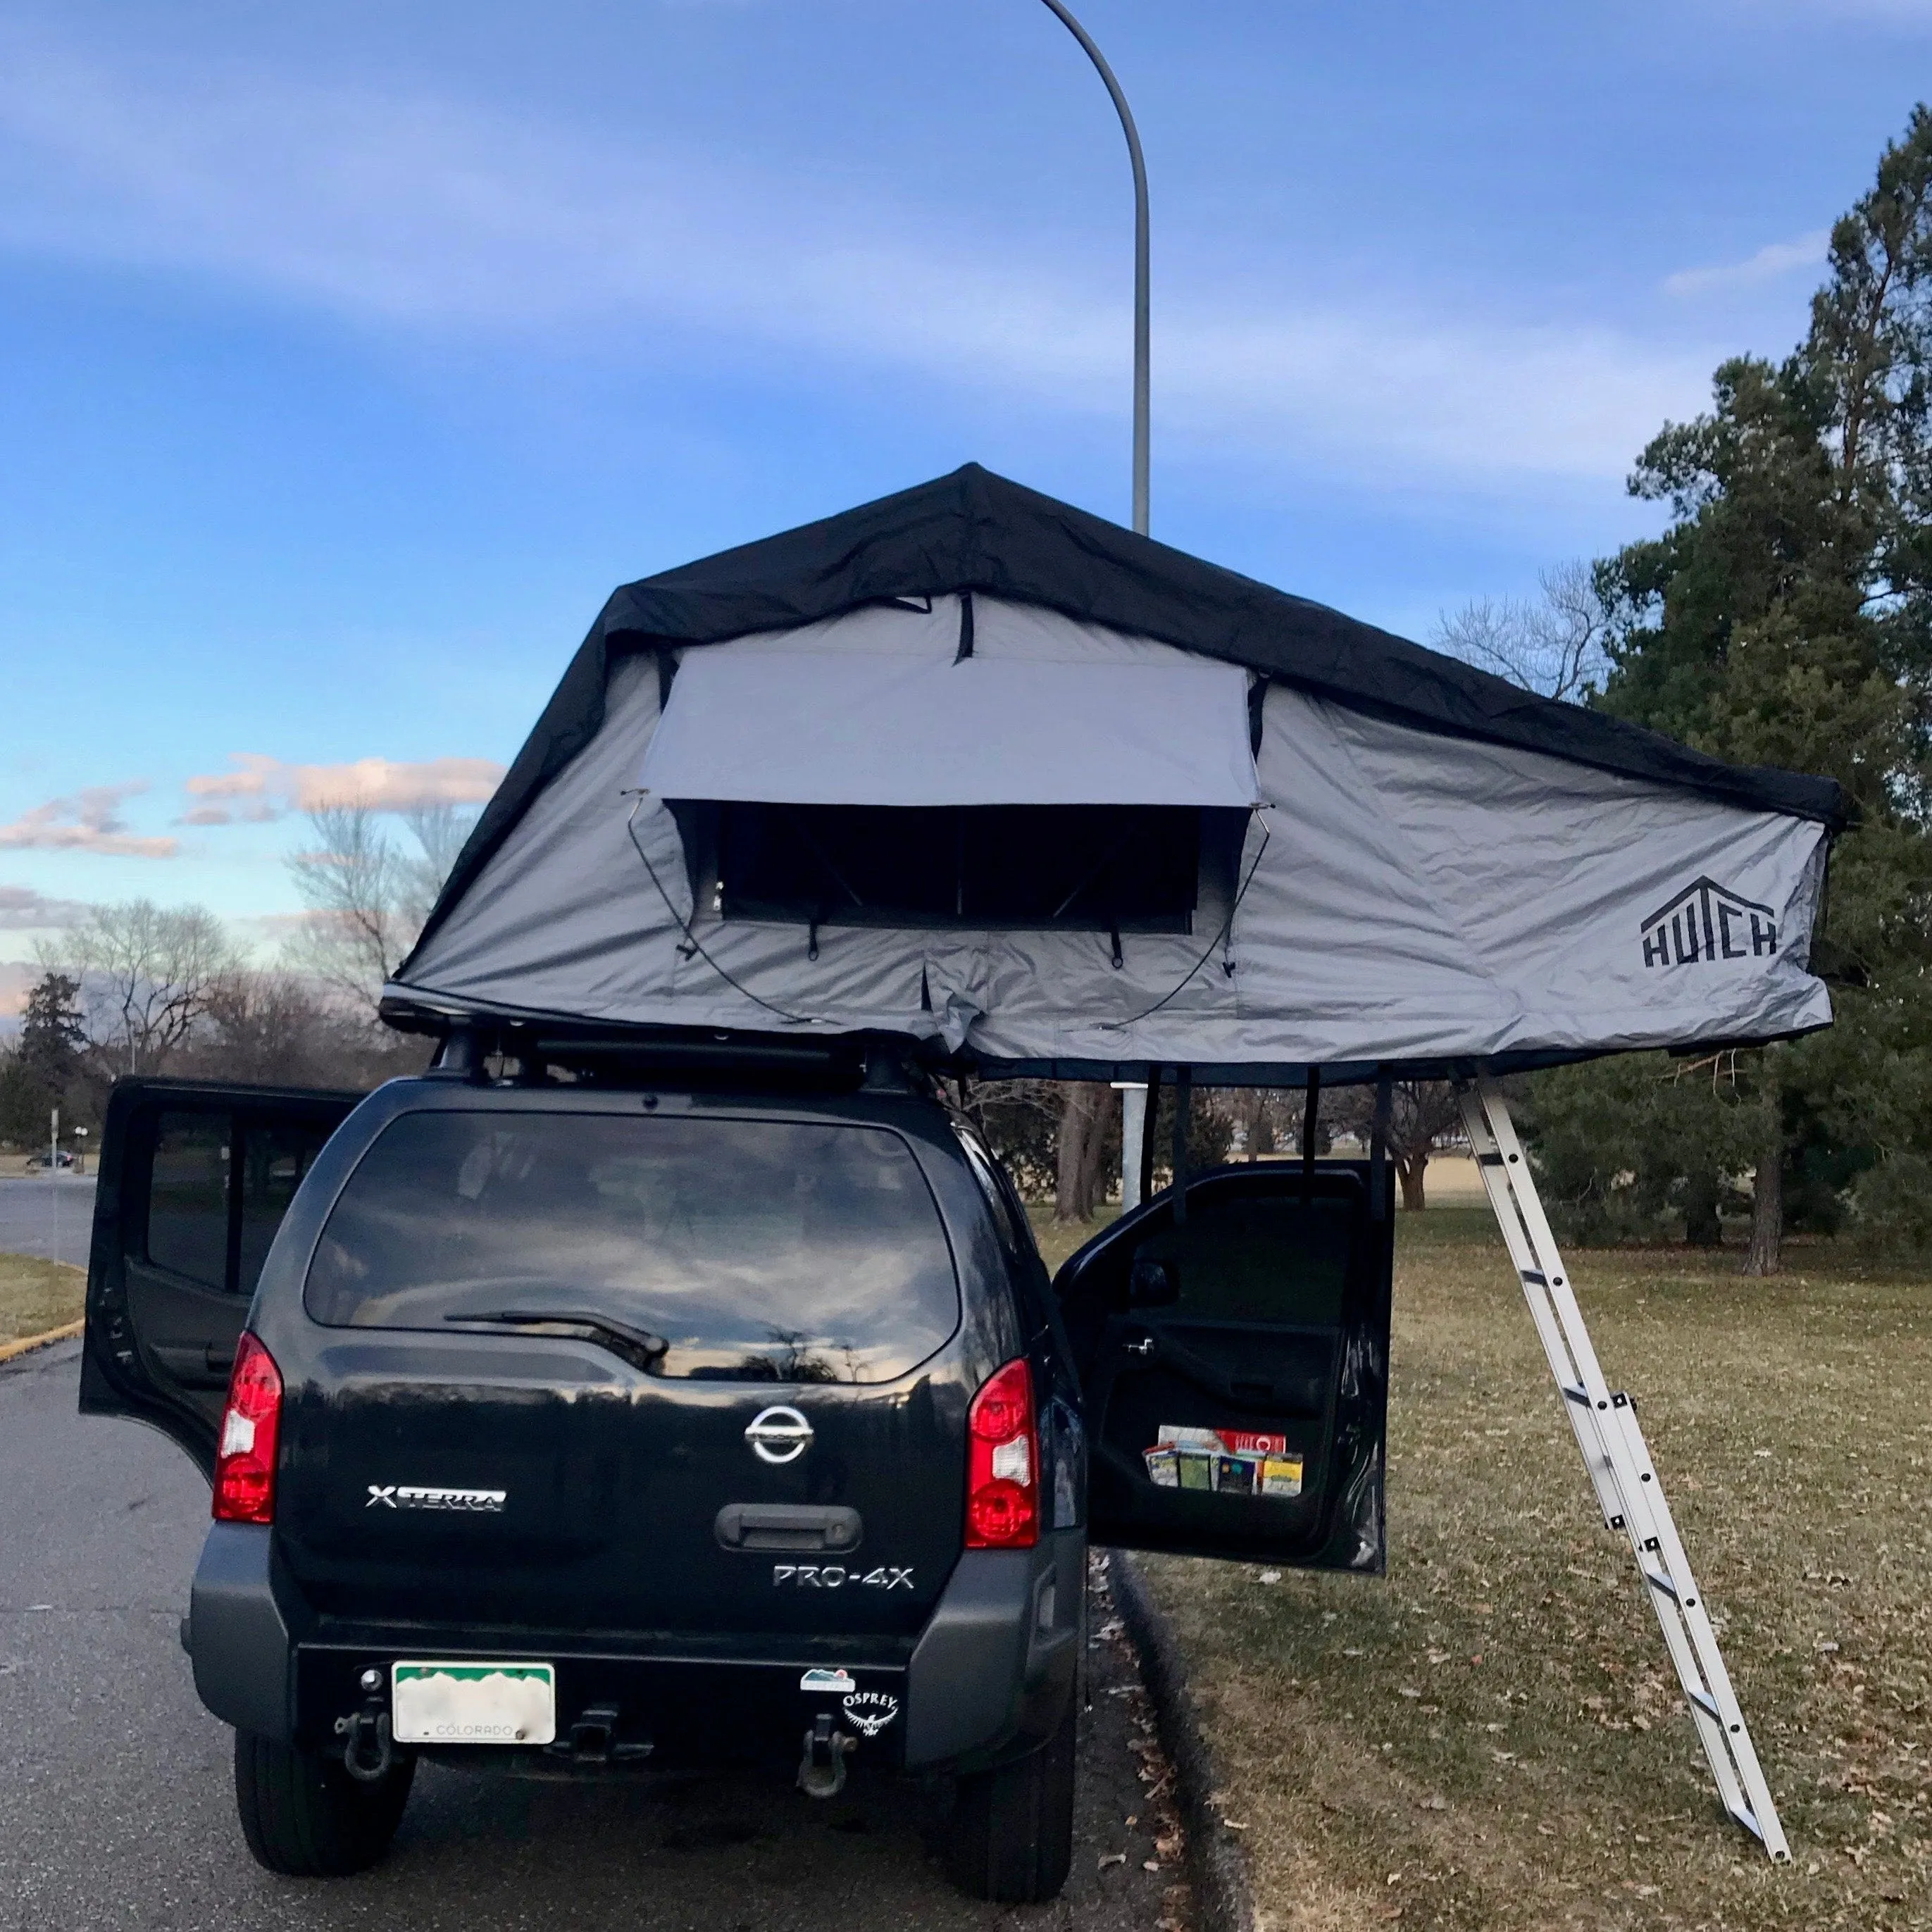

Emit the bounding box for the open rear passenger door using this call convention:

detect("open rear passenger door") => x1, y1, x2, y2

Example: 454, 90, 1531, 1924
80, 1078, 360, 1475
1054, 1163, 1392, 1571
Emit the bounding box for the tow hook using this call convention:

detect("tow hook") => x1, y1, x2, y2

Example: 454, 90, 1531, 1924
797, 1712, 856, 1798
335, 1692, 394, 1783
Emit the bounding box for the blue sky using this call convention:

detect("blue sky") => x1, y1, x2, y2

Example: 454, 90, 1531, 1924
1, 0, 1927, 990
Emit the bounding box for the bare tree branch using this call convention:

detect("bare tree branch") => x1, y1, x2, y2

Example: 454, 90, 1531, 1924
285, 804, 478, 1016
1433, 560, 1609, 703
36, 899, 239, 1076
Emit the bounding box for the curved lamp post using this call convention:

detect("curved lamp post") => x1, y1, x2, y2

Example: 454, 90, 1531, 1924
1035, 0, 1149, 537
1035, 2, 1154, 1204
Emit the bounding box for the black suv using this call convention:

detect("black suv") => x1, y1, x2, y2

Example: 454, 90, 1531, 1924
80, 1040, 1391, 1905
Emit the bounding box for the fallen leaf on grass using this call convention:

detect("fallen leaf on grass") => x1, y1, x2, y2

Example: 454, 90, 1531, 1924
1098, 1852, 1128, 1869
1419, 1796, 1447, 1811
1143, 1859, 1161, 1871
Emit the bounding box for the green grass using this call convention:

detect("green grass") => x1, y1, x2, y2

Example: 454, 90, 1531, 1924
1119, 1207, 1931, 1929
0, 1250, 85, 1343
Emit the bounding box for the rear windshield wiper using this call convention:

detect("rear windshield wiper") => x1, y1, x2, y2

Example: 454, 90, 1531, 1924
443, 1309, 671, 1373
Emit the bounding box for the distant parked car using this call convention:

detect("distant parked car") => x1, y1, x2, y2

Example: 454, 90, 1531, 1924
27, 1149, 76, 1170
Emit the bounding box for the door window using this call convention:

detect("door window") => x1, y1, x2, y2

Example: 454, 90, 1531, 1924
145, 1112, 232, 1290
237, 1122, 331, 1299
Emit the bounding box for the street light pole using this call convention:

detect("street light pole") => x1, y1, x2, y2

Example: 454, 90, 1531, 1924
1035, 0, 1149, 536
1036, 1, 1153, 1209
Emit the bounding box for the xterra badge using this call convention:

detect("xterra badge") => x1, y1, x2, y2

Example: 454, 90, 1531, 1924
773, 1564, 914, 1590
366, 1484, 506, 1513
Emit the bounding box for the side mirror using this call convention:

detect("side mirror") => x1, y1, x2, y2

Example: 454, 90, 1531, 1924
1128, 1259, 1178, 1308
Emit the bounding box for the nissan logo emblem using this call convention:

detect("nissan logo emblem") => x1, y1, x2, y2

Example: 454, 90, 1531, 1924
744, 1405, 814, 1465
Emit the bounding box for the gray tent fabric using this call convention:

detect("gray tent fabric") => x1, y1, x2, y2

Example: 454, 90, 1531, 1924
639, 597, 1259, 807
393, 599, 1833, 1080
404, 467, 1847, 975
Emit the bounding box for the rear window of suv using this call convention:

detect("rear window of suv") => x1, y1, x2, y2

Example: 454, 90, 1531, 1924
304, 1110, 959, 1383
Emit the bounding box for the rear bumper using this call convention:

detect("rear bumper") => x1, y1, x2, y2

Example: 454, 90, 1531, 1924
187, 1523, 1083, 1772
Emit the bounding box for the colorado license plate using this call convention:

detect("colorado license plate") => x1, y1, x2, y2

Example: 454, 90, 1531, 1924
390, 1662, 556, 1745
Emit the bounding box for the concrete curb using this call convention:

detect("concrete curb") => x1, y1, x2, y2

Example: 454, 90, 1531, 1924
0, 1319, 83, 1365
1108, 1552, 1256, 1932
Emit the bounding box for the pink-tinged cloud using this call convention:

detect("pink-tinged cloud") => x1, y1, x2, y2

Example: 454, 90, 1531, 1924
182, 754, 505, 818
0, 783, 177, 858
0, 885, 90, 930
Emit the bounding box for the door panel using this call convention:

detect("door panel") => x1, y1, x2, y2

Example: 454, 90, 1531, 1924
1054, 1164, 1392, 1571
80, 1078, 359, 1473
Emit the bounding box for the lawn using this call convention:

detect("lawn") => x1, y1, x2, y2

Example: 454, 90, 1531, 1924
1100, 1207, 1931, 1931
0, 1250, 86, 1345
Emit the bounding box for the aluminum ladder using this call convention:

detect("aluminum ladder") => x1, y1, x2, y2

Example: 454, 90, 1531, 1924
1454, 1077, 1790, 1862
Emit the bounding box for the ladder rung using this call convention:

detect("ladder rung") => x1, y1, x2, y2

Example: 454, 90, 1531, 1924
1728, 1802, 1764, 1842
1477, 1151, 1505, 1166
1643, 1568, 1679, 1602
1561, 1382, 1590, 1407
1519, 1269, 1547, 1287
1687, 1687, 1720, 1721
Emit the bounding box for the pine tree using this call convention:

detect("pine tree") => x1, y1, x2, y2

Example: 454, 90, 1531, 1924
1528, 108, 1932, 1269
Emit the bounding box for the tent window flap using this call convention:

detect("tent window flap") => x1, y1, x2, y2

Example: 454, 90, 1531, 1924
638, 649, 1261, 808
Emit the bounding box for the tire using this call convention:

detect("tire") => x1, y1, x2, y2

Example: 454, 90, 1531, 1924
232, 1731, 415, 1877
945, 1690, 1078, 1904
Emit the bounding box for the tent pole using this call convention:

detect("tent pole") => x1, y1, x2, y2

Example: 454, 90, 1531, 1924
1369, 1075, 1391, 1221
1119, 1081, 1149, 1211
1171, 1066, 1191, 1224
1455, 1077, 1789, 1862
1300, 1067, 1321, 1201
1138, 1067, 1161, 1207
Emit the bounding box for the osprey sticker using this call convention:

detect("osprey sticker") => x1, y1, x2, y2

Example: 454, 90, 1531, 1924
366, 1484, 506, 1513
841, 1690, 900, 1737
1641, 877, 1778, 969
799, 1669, 857, 1693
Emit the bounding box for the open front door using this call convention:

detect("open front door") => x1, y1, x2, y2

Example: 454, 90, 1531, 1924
1054, 1163, 1392, 1571
80, 1077, 360, 1474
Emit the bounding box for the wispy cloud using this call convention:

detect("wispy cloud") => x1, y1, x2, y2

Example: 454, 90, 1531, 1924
0, 885, 89, 930
0, 783, 176, 858
0, 34, 1712, 489
180, 754, 505, 825
1664, 230, 1829, 298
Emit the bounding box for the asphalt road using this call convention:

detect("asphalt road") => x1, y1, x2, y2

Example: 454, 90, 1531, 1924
0, 1338, 1191, 1931
0, 1175, 96, 1266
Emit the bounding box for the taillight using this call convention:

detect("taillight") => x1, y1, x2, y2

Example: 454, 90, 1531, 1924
212, 1332, 283, 1525
966, 1359, 1039, 1550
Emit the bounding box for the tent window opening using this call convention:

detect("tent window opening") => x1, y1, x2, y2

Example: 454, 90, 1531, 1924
697, 802, 1243, 934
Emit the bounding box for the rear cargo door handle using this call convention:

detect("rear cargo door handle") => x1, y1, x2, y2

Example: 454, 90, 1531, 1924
714, 1504, 862, 1553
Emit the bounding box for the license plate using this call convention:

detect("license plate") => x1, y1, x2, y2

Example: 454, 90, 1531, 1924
390, 1662, 556, 1746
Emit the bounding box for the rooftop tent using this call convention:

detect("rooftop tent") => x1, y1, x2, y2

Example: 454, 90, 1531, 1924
388, 464, 1846, 1081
